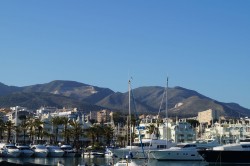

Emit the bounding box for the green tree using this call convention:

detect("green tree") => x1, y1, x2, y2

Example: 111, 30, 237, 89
33, 118, 44, 144
112, 112, 126, 125
69, 120, 83, 150
27, 118, 36, 143
51, 116, 63, 144
103, 125, 114, 146
146, 124, 156, 135
86, 125, 97, 147
19, 115, 28, 144
0, 119, 5, 140
5, 120, 14, 143
156, 118, 164, 139
61, 117, 71, 144
26, 118, 44, 144
116, 135, 126, 147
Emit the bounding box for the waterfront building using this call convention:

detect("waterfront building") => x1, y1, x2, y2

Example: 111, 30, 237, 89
7, 106, 33, 125
133, 117, 196, 143
197, 109, 220, 125
36, 107, 57, 116
97, 109, 111, 123
202, 117, 250, 144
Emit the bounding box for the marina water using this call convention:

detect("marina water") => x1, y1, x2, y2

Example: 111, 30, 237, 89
0, 157, 209, 166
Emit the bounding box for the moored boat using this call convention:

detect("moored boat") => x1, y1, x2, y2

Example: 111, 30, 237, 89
46, 145, 64, 157
113, 138, 176, 159
149, 138, 220, 161
60, 144, 76, 157
83, 150, 104, 158
17, 145, 34, 157
0, 143, 21, 157
105, 147, 117, 158
198, 141, 250, 164
30, 144, 48, 157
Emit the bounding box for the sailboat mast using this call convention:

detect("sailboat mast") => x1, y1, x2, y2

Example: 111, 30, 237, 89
166, 77, 169, 145
15, 107, 17, 143
128, 79, 132, 150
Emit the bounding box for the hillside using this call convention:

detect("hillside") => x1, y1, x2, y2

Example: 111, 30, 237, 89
0, 80, 249, 118
22, 80, 114, 103
0, 83, 21, 96
97, 86, 250, 118
0, 92, 102, 111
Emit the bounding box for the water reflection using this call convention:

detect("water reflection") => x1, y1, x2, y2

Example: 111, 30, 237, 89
0, 157, 210, 166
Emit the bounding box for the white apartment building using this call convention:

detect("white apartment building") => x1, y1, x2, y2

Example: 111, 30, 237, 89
134, 117, 196, 143
7, 106, 33, 125
203, 118, 250, 144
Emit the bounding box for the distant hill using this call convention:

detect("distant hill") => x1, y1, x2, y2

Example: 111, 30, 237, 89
0, 92, 103, 111
97, 86, 250, 118
22, 80, 114, 103
0, 83, 21, 96
0, 80, 249, 118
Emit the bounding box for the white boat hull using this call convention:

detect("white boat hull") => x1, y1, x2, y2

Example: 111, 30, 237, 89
150, 149, 203, 161
5, 150, 21, 158
113, 148, 157, 159
83, 152, 104, 158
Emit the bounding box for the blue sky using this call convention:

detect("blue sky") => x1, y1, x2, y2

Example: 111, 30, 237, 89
0, 1, 250, 109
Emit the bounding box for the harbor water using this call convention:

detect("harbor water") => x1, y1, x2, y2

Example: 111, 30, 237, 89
0, 157, 210, 166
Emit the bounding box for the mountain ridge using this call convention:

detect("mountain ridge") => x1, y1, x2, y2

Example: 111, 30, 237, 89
0, 80, 249, 118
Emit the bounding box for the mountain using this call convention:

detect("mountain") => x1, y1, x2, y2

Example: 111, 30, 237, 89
0, 80, 249, 118
22, 80, 114, 103
0, 92, 103, 111
0, 80, 112, 111
0, 83, 21, 96
97, 86, 250, 118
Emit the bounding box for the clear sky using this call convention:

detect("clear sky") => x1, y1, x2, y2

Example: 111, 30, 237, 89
0, 1, 250, 109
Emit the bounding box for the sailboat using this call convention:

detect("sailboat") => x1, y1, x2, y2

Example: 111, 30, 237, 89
114, 79, 139, 166
149, 77, 180, 159
112, 78, 176, 159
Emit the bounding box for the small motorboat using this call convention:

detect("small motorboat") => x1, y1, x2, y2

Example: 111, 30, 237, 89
46, 145, 64, 157
17, 145, 34, 157
30, 144, 48, 157
61, 144, 76, 157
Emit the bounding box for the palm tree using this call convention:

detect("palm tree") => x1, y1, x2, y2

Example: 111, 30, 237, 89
155, 118, 164, 139
26, 118, 44, 144
0, 119, 5, 140
61, 116, 71, 144
26, 118, 36, 143
146, 124, 156, 136
103, 125, 114, 146
13, 125, 21, 143
95, 125, 103, 143
5, 120, 14, 143
69, 120, 83, 151
19, 115, 29, 144
130, 115, 137, 143
33, 119, 44, 144
51, 116, 63, 144
86, 125, 98, 147
42, 130, 52, 143
116, 135, 126, 147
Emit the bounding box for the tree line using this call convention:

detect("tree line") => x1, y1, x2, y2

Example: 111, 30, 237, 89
0, 115, 114, 151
